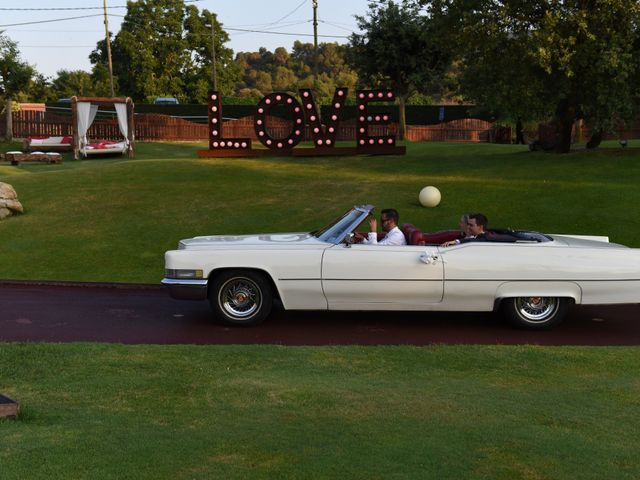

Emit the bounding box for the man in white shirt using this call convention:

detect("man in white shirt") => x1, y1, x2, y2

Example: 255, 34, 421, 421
359, 208, 407, 245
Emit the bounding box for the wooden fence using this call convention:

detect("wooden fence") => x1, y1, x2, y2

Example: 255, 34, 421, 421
7, 110, 73, 137
1, 109, 134, 140
219, 115, 395, 141
2, 109, 512, 143
405, 118, 511, 143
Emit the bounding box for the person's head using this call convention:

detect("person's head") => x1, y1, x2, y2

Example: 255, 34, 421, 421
380, 208, 399, 232
459, 214, 470, 235
467, 213, 488, 236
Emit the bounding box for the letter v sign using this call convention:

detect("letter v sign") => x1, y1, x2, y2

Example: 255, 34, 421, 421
299, 88, 347, 148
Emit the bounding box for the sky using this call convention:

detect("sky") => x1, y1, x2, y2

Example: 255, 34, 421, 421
0, 0, 370, 78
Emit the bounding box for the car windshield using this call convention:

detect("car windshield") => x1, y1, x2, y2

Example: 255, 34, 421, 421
312, 206, 371, 244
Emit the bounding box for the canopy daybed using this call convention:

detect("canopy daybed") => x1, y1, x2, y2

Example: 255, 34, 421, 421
71, 96, 135, 160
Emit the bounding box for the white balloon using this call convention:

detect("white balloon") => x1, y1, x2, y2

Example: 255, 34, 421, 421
419, 186, 441, 208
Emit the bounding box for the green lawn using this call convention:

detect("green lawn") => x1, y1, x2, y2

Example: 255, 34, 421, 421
1, 140, 640, 282
2, 140, 640, 479
1, 343, 639, 480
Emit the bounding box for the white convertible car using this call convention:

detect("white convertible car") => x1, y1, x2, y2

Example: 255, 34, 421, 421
162, 205, 640, 329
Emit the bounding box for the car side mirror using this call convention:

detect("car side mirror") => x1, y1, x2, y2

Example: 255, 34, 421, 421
344, 232, 355, 247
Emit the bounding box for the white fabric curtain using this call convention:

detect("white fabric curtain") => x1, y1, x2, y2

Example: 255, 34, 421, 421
114, 103, 129, 144
76, 102, 99, 147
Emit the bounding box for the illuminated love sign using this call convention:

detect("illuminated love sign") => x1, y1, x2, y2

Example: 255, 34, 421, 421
197, 88, 406, 158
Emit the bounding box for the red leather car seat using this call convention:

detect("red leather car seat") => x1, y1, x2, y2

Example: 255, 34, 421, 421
401, 224, 426, 245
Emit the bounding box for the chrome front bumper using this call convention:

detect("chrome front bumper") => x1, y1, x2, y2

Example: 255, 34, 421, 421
161, 278, 209, 300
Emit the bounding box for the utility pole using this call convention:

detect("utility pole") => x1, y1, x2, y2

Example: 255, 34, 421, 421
312, 0, 318, 91
103, 0, 115, 97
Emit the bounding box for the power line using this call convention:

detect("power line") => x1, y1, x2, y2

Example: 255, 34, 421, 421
225, 27, 349, 39
5, 29, 103, 33
20, 45, 98, 48
249, 20, 312, 32
318, 19, 356, 33
1, 5, 351, 41
16, 28, 349, 44
0, 14, 104, 28
199, 2, 309, 29
0, 1, 200, 10
228, 19, 310, 31
0, 6, 126, 10
318, 18, 358, 28
8, 24, 349, 40
102, 17, 347, 40
264, 0, 308, 27
230, 21, 312, 38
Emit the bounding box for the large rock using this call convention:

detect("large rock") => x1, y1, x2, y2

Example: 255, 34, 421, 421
0, 182, 17, 199
0, 182, 23, 220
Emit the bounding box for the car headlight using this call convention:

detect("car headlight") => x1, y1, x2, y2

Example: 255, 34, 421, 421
165, 269, 204, 279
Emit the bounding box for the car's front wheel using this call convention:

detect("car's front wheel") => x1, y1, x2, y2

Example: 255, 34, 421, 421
501, 296, 570, 329
209, 270, 273, 326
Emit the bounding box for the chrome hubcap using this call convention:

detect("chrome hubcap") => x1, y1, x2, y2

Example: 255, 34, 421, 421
515, 297, 558, 323
219, 277, 261, 318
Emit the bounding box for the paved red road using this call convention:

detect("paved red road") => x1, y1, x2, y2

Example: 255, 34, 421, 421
1, 283, 639, 345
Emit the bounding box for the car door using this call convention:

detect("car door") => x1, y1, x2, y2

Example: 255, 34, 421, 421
321, 243, 444, 310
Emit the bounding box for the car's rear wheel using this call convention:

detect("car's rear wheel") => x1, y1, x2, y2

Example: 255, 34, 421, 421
209, 270, 273, 326
501, 296, 569, 329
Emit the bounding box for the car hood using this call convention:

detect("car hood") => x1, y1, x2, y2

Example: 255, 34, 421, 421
178, 232, 327, 249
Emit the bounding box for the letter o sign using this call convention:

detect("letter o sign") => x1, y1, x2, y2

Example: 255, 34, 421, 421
254, 93, 305, 150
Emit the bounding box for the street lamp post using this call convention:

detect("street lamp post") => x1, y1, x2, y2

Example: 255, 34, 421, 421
205, 21, 218, 91
312, 0, 318, 90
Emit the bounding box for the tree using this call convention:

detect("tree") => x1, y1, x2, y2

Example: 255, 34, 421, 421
349, 0, 452, 139
51, 70, 97, 98
181, 4, 239, 100
90, 0, 237, 102
26, 73, 55, 103
0, 32, 34, 140
425, 0, 640, 152
273, 66, 297, 92
255, 71, 273, 93
235, 48, 280, 95
289, 41, 358, 99
234, 42, 358, 102
90, 64, 120, 97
